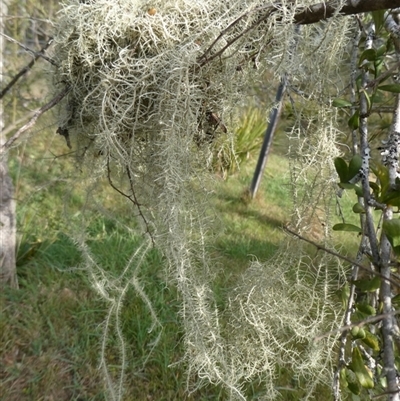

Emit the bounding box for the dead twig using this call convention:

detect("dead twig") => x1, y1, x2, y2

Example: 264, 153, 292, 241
106, 157, 155, 246
283, 225, 400, 288
0, 38, 54, 100
0, 32, 57, 66
1, 86, 70, 150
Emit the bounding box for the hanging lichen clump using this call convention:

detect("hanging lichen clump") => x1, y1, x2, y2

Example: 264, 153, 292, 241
52, 0, 353, 399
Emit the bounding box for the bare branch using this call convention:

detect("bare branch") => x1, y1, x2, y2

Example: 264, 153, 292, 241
1, 86, 69, 150
0, 38, 53, 100
283, 225, 400, 288
314, 310, 400, 341
106, 157, 155, 246
0, 32, 57, 66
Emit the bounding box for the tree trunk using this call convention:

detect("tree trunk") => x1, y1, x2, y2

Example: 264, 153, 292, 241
0, 0, 18, 289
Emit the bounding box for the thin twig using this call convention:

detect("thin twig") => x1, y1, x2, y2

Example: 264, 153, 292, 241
371, 389, 400, 399
314, 310, 400, 341
1, 110, 36, 137
126, 167, 155, 246
1, 86, 69, 150
283, 225, 400, 288
0, 32, 57, 66
106, 157, 155, 246
199, 0, 400, 67
198, 6, 272, 66
0, 38, 54, 99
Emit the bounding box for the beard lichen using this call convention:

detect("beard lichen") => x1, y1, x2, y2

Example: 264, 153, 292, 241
53, 1, 353, 399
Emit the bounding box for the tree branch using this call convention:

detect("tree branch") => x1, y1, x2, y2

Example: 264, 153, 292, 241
283, 225, 400, 288
1, 86, 69, 150
199, 0, 400, 67
314, 310, 400, 341
0, 32, 57, 66
294, 0, 400, 25
0, 38, 53, 100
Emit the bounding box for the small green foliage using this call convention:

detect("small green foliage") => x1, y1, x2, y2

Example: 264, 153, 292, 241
359, 89, 372, 112
352, 202, 365, 214
334, 155, 362, 187
359, 48, 377, 65
371, 10, 386, 33
332, 223, 362, 233
392, 294, 400, 309
339, 367, 348, 389
348, 110, 360, 129
383, 219, 400, 256
348, 155, 362, 181
346, 368, 361, 395
350, 347, 374, 389
355, 303, 375, 316
336, 285, 350, 309
361, 331, 380, 352
378, 84, 400, 93
334, 157, 349, 182
351, 276, 381, 292
332, 98, 352, 108
351, 326, 366, 340
371, 164, 390, 200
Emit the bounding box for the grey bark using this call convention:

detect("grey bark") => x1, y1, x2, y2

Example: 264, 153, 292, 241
379, 12, 400, 401
0, 0, 18, 289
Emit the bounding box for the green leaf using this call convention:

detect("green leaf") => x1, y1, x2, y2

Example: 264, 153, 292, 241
360, 89, 372, 112
352, 276, 381, 292
369, 181, 380, 197
372, 10, 385, 33
381, 189, 400, 206
332, 98, 353, 108
347, 381, 361, 395
336, 285, 350, 310
334, 157, 349, 182
371, 164, 390, 197
378, 84, 400, 93
352, 203, 365, 214
351, 310, 369, 323
361, 331, 380, 352
354, 185, 363, 197
339, 183, 355, 189
359, 48, 377, 65
339, 367, 348, 389
351, 326, 366, 339
348, 111, 360, 130
356, 303, 375, 316
348, 155, 362, 180
376, 44, 387, 57
350, 346, 374, 389
392, 294, 400, 309
356, 302, 376, 316
333, 223, 362, 233
383, 219, 400, 248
